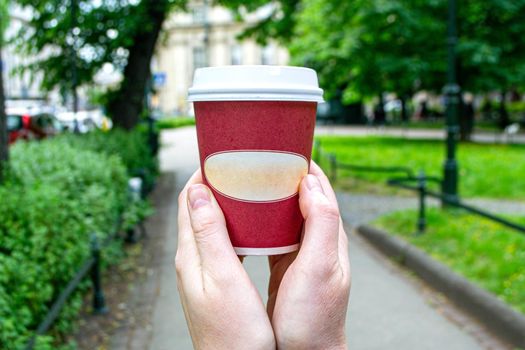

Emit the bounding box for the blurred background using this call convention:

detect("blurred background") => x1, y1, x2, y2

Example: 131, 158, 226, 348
1, 0, 524, 349
2, 0, 525, 134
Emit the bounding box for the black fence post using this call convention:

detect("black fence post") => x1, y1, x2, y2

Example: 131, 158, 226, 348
417, 170, 427, 234
313, 139, 320, 164
329, 153, 337, 183
126, 228, 137, 243
90, 234, 108, 314
146, 115, 158, 156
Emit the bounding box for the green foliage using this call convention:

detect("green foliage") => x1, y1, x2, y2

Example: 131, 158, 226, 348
374, 208, 525, 314
0, 128, 157, 349
221, 0, 301, 45
508, 100, 525, 115
60, 128, 159, 191
0, 0, 8, 44
0, 138, 128, 349
238, 0, 525, 100
291, 0, 446, 102
12, 0, 184, 94
457, 1, 525, 92
0, 1, 8, 172
316, 135, 525, 199
156, 116, 195, 130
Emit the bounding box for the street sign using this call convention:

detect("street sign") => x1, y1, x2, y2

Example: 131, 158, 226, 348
153, 72, 167, 88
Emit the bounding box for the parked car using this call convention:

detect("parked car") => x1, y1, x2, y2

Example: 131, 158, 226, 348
6, 108, 63, 144
56, 110, 107, 133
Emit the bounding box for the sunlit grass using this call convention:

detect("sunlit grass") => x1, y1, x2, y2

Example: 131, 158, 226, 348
374, 208, 525, 314
316, 135, 525, 199
156, 116, 195, 129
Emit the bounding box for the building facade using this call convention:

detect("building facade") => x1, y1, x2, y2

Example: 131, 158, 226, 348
2, 8, 42, 100
2, 5, 63, 108
153, 2, 289, 115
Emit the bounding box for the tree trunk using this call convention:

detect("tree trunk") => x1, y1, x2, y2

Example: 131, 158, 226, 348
374, 93, 386, 125
400, 95, 408, 123
458, 94, 469, 141
107, 1, 169, 130
498, 91, 510, 131
0, 45, 8, 182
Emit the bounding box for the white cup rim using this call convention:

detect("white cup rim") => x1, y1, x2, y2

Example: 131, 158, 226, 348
188, 65, 324, 103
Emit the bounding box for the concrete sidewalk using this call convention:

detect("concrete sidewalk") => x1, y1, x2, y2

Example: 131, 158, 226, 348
115, 126, 508, 349
316, 124, 525, 144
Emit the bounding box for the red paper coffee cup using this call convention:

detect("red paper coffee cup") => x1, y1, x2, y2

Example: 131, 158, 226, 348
188, 66, 323, 255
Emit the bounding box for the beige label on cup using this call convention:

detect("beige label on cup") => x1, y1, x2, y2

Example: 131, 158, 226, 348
204, 151, 308, 202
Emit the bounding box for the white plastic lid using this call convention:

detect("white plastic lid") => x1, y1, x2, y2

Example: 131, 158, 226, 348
188, 65, 324, 102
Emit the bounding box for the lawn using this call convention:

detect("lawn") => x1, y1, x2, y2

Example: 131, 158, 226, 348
374, 208, 525, 315
316, 135, 525, 199
156, 116, 195, 129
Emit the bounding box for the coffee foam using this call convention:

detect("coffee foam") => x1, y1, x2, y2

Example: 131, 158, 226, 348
204, 151, 308, 202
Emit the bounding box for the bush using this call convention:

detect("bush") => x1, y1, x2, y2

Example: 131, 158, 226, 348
156, 116, 195, 130
60, 128, 159, 191
507, 100, 525, 115
0, 128, 157, 349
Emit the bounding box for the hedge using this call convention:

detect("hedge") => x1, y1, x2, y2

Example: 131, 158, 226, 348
0, 128, 157, 349
156, 116, 195, 130
60, 128, 159, 191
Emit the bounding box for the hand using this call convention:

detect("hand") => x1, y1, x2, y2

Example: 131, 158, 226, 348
175, 170, 275, 350
267, 162, 351, 350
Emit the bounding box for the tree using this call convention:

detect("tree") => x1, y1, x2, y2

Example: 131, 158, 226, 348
105, 1, 173, 129
12, 0, 304, 130
239, 0, 525, 130
289, 0, 447, 108
13, 0, 184, 129
456, 0, 525, 130
0, 0, 9, 181
457, 1, 525, 93
220, 0, 301, 45
229, 0, 448, 124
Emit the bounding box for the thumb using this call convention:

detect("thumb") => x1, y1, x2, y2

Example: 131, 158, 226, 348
298, 175, 340, 259
187, 184, 238, 270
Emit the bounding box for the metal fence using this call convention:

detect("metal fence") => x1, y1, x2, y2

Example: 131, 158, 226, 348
23, 177, 151, 350
314, 139, 525, 236
23, 185, 150, 350
20, 119, 160, 349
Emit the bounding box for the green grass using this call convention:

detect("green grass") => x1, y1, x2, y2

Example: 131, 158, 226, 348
156, 116, 195, 129
316, 135, 525, 199
381, 120, 520, 132
374, 208, 525, 315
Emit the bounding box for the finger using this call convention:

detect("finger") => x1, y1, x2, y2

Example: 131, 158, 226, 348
176, 169, 203, 279
267, 252, 297, 294
309, 161, 339, 209
177, 169, 203, 250
298, 174, 340, 259
267, 252, 297, 318
187, 183, 239, 273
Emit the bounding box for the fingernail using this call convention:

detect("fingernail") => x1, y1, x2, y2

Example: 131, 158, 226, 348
188, 184, 210, 209
305, 174, 323, 193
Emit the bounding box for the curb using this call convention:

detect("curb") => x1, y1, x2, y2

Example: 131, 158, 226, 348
356, 225, 525, 348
